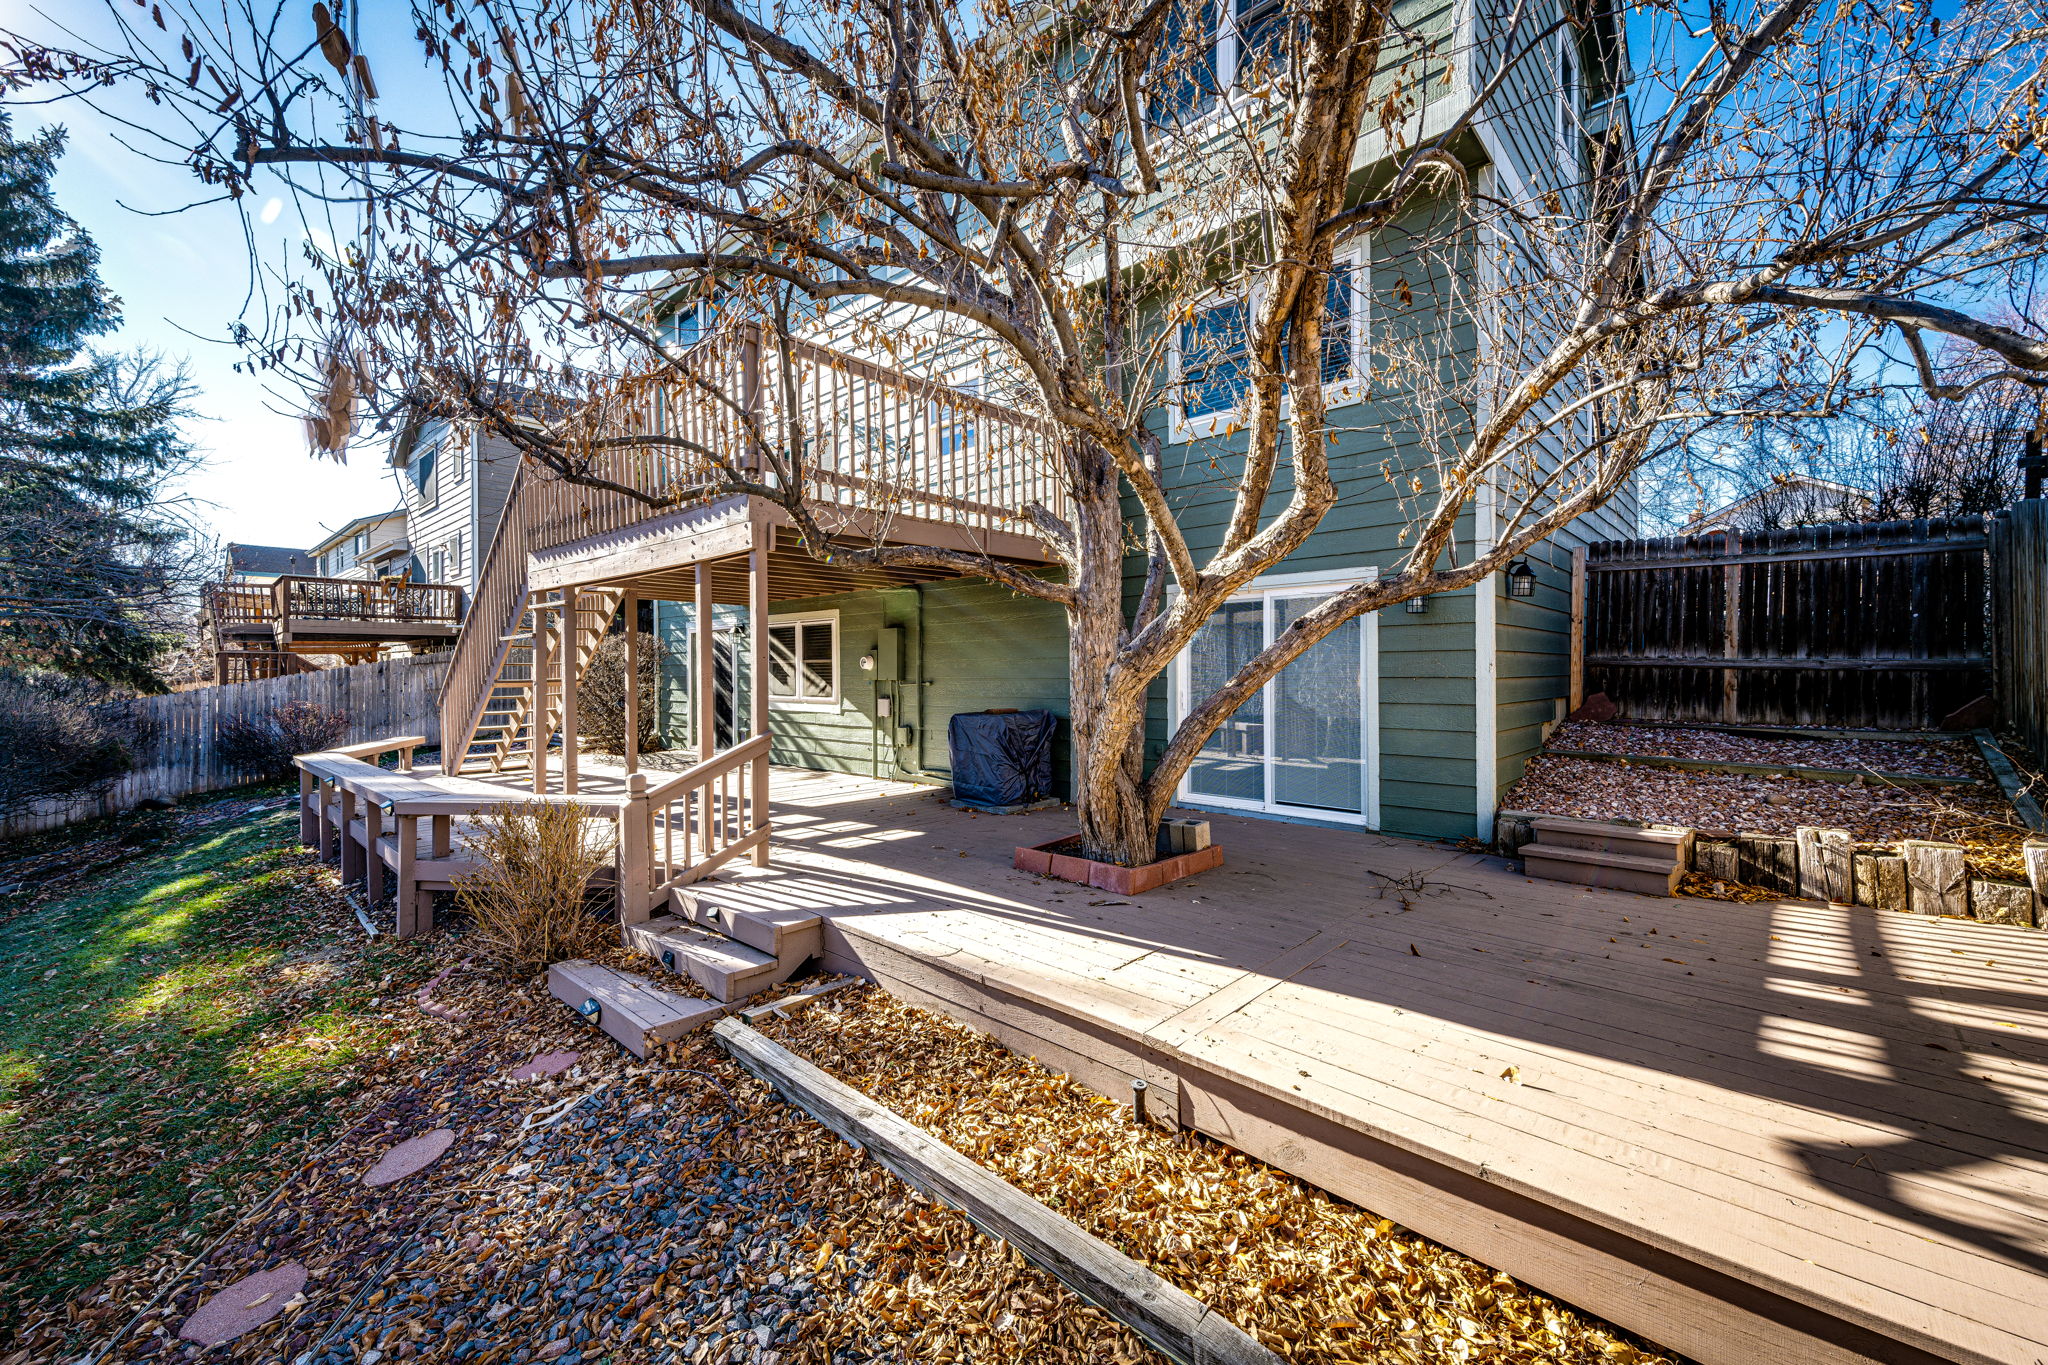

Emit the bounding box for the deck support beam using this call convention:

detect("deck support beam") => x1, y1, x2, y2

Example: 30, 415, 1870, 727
623, 589, 640, 774
532, 599, 550, 795
695, 562, 715, 764
562, 590, 580, 796
750, 523, 772, 867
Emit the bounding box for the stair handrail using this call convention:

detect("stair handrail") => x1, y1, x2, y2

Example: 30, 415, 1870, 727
619, 733, 774, 921
439, 459, 536, 771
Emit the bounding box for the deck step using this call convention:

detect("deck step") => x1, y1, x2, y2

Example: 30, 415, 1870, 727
548, 959, 726, 1058
1522, 842, 1682, 897
672, 883, 824, 960
1529, 815, 1692, 865
623, 914, 799, 1002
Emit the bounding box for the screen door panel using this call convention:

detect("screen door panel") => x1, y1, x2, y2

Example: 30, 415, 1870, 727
1270, 594, 1363, 814
1185, 597, 1267, 802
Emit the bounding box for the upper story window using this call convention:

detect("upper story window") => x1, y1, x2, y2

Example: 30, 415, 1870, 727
1555, 35, 1582, 181
665, 296, 720, 349
1169, 251, 1368, 440
1148, 0, 1293, 129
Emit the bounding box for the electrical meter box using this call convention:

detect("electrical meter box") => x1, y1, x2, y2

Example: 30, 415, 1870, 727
873, 626, 903, 681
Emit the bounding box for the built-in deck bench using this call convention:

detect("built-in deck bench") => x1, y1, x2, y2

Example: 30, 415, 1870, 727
294, 738, 624, 936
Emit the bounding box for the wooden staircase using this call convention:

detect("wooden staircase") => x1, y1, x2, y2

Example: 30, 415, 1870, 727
455, 585, 625, 775
1520, 815, 1693, 897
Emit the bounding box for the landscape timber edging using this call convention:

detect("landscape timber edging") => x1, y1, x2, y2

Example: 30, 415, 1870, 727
710, 1017, 1283, 1365
1494, 815, 2045, 930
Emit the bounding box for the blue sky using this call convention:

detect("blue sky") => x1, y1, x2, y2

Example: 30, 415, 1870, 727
0, 0, 412, 555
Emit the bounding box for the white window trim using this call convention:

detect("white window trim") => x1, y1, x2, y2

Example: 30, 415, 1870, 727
1167, 247, 1370, 442
1554, 31, 1581, 182
1147, 0, 1291, 134
1167, 565, 1381, 828
766, 609, 840, 711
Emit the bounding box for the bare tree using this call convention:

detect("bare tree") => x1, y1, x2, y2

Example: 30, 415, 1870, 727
7, 0, 2045, 861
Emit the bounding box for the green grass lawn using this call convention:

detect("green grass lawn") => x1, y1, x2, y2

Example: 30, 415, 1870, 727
0, 787, 444, 1344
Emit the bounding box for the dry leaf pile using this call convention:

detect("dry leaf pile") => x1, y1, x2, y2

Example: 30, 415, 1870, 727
763, 987, 1677, 1365
1548, 722, 1983, 779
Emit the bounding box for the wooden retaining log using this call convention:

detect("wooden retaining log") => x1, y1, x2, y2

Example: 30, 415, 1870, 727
712, 1018, 1282, 1365
1902, 841, 1969, 918
1794, 827, 1854, 904
1736, 834, 1797, 895
1693, 838, 1740, 883
1970, 880, 2036, 928
2028, 841, 2048, 927
1852, 853, 1910, 915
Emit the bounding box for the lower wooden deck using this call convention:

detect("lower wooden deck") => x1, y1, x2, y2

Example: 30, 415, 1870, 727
715, 767, 2048, 1365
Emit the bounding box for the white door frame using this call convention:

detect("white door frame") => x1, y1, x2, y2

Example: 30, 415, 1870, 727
1168, 565, 1381, 828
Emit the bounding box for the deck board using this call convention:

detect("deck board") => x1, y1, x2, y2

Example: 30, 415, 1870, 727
718, 767, 2048, 1365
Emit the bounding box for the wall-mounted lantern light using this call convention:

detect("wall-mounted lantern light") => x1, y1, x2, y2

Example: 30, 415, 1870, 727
1506, 560, 1538, 598
1405, 595, 1427, 614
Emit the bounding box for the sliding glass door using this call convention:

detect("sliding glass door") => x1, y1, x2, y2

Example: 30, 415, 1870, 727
1177, 576, 1378, 826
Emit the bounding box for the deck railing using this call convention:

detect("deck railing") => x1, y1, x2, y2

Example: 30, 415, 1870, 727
439, 324, 1067, 768
618, 733, 774, 919
275, 576, 464, 625
205, 577, 464, 629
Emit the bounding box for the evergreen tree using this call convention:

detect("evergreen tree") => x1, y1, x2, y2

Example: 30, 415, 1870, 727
0, 112, 199, 691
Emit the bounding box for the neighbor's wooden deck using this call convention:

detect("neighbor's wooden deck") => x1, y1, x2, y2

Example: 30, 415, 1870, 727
713, 767, 2048, 1365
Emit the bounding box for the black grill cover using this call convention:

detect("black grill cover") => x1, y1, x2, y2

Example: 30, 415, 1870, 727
948, 710, 1056, 808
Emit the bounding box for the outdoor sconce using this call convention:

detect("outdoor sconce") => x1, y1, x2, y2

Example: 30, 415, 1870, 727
1506, 560, 1538, 598
1405, 595, 1427, 614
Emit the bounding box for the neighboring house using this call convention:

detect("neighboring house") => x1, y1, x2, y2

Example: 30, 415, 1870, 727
308, 509, 413, 581
443, 0, 1636, 842
387, 412, 525, 599
1677, 477, 1875, 534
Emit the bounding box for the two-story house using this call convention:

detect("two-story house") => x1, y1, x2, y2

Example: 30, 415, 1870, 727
438, 0, 1636, 847
386, 411, 524, 600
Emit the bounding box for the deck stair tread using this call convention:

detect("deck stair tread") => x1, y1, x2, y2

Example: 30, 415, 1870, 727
1521, 843, 1684, 874
674, 879, 825, 957
623, 914, 802, 1002
548, 958, 726, 1058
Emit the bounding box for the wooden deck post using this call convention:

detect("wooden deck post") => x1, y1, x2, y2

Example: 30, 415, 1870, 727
696, 561, 716, 764
623, 588, 640, 774
432, 814, 451, 859
532, 598, 550, 795
750, 524, 772, 867
340, 788, 363, 882
561, 589, 580, 796
395, 813, 422, 936
364, 800, 385, 904
620, 771, 652, 926
1568, 547, 1586, 712
299, 768, 318, 846
317, 780, 336, 861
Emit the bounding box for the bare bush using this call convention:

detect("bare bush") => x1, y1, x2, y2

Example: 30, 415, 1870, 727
577, 631, 668, 757
0, 670, 137, 819
453, 800, 617, 976
214, 700, 349, 777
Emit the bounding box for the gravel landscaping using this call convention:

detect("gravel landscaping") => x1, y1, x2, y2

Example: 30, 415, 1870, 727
1544, 721, 1989, 779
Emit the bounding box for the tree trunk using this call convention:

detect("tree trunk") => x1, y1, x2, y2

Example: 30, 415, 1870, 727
1062, 441, 1167, 867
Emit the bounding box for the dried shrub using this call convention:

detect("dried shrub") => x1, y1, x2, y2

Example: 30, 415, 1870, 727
215, 700, 351, 777
0, 670, 137, 819
453, 800, 617, 975
577, 630, 667, 756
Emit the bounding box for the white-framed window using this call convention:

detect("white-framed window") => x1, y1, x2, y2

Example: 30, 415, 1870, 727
1169, 566, 1380, 827
765, 610, 839, 710
1147, 0, 1293, 128
1168, 248, 1369, 440
1555, 32, 1581, 182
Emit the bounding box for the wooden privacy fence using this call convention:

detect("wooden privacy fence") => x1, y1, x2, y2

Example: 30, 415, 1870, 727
1992, 499, 2048, 775
2, 653, 448, 838
1571, 517, 1991, 729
